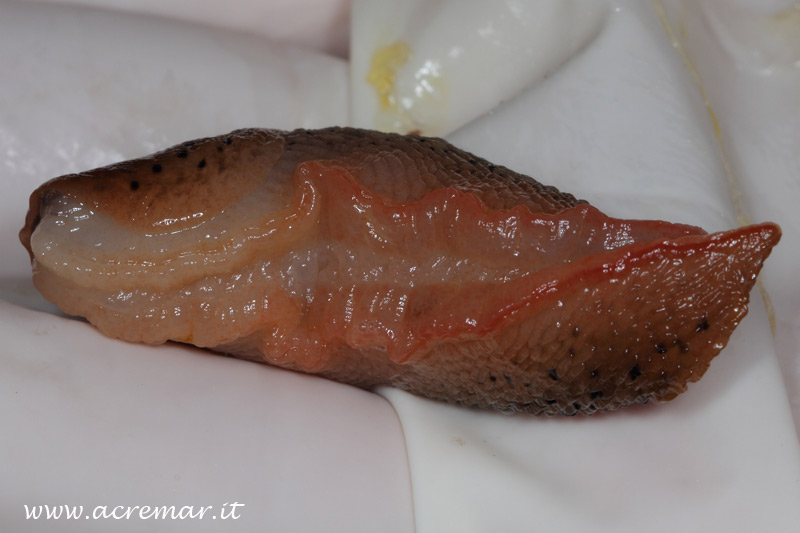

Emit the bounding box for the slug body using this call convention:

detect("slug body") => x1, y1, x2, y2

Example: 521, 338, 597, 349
20, 127, 780, 415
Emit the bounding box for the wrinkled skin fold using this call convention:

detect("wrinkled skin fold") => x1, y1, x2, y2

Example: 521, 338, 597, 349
20, 127, 781, 415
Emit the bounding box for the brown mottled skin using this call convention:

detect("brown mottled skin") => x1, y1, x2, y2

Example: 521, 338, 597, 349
20, 127, 781, 415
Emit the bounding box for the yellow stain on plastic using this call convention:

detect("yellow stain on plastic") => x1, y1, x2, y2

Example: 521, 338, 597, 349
367, 41, 412, 109
766, 3, 800, 64
771, 2, 800, 27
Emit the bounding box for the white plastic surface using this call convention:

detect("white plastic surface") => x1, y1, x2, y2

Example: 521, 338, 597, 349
38, 0, 351, 56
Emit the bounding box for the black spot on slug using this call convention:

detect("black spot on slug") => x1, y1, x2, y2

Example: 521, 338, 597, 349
488, 164, 497, 172
656, 343, 667, 354
590, 390, 603, 400
572, 402, 581, 412
696, 318, 710, 332
629, 365, 642, 381
547, 368, 559, 381
152, 163, 162, 174
590, 369, 599, 379
489, 374, 497, 382
129, 180, 139, 191
177, 149, 188, 158
197, 158, 207, 169
224, 137, 233, 145
502, 373, 512, 386
217, 146, 223, 152
544, 398, 557, 405
675, 339, 690, 353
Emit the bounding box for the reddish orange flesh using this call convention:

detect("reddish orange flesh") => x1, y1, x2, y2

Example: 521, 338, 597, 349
20, 127, 781, 415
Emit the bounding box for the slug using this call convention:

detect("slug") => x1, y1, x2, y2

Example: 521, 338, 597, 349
19, 127, 780, 415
